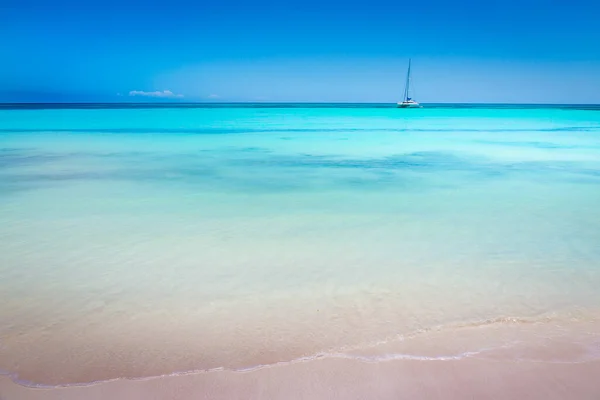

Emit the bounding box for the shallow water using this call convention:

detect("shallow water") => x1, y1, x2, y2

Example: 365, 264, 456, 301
1, 105, 600, 386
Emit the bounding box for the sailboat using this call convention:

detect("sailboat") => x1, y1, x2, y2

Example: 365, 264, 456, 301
397, 59, 421, 108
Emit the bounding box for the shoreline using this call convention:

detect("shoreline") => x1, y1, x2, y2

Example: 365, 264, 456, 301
0, 346, 498, 390
2, 356, 599, 400
1, 314, 599, 398
2, 310, 596, 386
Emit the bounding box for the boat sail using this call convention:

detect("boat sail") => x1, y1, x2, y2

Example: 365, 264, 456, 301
397, 59, 421, 108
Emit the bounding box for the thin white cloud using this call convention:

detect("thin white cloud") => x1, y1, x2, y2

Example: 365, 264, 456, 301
207, 94, 219, 99
128, 90, 184, 99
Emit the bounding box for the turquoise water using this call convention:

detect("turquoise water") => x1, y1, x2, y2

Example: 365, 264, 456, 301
1, 105, 600, 384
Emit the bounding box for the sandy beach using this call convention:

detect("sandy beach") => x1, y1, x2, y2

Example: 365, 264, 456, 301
2, 316, 600, 399
2, 346, 599, 400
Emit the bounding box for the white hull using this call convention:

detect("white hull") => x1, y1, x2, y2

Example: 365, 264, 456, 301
397, 100, 421, 108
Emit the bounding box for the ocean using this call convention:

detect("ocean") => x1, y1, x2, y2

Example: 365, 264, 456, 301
1, 104, 600, 398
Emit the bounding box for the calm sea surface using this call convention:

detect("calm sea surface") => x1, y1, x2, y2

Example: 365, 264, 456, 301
1, 104, 600, 385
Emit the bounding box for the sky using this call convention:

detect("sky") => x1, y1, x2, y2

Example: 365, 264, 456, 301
1, 0, 600, 103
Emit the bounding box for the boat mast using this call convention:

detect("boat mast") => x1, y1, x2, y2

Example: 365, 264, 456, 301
403, 59, 412, 102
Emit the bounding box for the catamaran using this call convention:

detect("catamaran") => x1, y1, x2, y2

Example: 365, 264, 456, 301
397, 59, 421, 108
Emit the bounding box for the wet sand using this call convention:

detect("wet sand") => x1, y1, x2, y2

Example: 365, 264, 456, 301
2, 318, 599, 400
2, 356, 599, 400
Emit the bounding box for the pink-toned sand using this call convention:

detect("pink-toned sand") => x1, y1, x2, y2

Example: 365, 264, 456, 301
1, 319, 599, 400
2, 357, 599, 400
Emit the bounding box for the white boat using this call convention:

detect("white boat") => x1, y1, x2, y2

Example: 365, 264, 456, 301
397, 59, 421, 108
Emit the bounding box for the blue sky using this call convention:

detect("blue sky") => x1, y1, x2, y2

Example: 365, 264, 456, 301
1, 0, 600, 103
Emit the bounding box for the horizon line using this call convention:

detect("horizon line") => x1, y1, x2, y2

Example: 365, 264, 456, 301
1, 101, 600, 106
